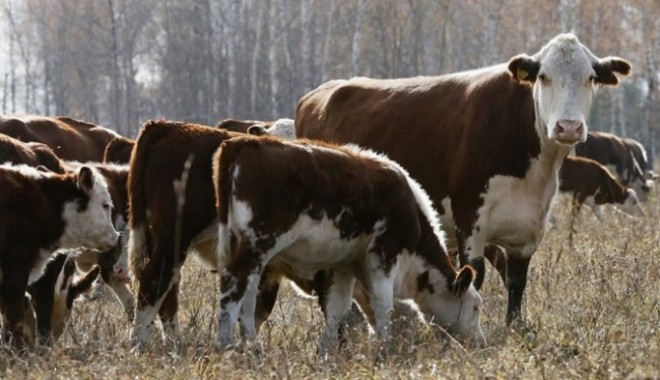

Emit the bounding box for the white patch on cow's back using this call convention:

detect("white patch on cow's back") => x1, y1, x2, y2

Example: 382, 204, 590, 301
267, 118, 296, 140
0, 162, 55, 179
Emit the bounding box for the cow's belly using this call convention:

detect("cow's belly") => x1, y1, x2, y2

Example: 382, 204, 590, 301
189, 224, 220, 269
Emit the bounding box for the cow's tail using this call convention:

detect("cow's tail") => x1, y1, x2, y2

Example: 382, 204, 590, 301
127, 120, 167, 281
213, 137, 251, 266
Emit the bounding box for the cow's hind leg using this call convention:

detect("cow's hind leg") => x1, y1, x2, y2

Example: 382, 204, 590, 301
0, 263, 30, 352
318, 271, 355, 354
158, 281, 181, 350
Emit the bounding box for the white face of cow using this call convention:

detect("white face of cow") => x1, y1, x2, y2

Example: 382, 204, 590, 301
620, 188, 644, 217
508, 34, 631, 146
418, 267, 485, 347
60, 166, 120, 251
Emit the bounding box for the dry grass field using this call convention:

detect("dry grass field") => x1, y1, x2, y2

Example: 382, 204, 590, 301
1, 193, 658, 379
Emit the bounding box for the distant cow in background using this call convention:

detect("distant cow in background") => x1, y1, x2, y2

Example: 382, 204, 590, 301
103, 136, 136, 165
559, 156, 643, 220
574, 131, 653, 200
0, 164, 119, 350
217, 118, 297, 140
623, 137, 657, 181
0, 115, 120, 162
0, 134, 65, 173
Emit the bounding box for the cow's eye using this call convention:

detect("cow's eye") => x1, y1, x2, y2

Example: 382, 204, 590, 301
538, 74, 551, 86
103, 203, 112, 211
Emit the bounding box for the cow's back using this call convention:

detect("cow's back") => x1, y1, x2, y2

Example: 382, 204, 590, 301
296, 69, 538, 209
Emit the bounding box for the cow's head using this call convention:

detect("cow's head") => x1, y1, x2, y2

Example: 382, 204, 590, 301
247, 118, 297, 140
619, 188, 645, 217
59, 166, 120, 251
417, 265, 485, 347
508, 33, 631, 146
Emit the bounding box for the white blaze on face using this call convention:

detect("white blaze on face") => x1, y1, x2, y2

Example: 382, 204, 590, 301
533, 35, 595, 144
59, 167, 119, 251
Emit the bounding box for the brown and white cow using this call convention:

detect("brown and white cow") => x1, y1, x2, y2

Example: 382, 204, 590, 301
62, 161, 134, 320
26, 253, 101, 346
559, 156, 643, 220
127, 120, 245, 348
0, 115, 120, 162
296, 33, 631, 325
0, 133, 65, 173
574, 131, 653, 200
0, 164, 118, 349
213, 136, 484, 351
103, 136, 136, 165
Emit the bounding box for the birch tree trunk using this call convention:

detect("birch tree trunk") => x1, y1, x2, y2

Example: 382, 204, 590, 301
269, 0, 280, 118
351, 0, 366, 77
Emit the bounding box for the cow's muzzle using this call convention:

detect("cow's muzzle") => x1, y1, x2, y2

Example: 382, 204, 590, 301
553, 120, 585, 144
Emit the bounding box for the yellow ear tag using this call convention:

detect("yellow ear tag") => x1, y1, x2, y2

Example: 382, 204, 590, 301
517, 68, 528, 80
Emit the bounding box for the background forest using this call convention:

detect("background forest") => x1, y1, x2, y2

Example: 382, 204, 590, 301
1, 0, 658, 159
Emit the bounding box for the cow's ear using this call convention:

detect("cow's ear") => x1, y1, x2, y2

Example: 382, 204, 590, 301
593, 57, 632, 86
77, 166, 95, 191
70, 265, 101, 300
452, 266, 475, 296
247, 125, 268, 136
508, 54, 540, 83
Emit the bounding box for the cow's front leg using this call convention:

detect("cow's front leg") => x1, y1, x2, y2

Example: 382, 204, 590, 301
0, 266, 30, 352
506, 254, 531, 326
459, 231, 487, 290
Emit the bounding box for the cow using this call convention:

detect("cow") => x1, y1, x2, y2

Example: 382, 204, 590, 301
0, 133, 65, 173
213, 136, 484, 352
103, 136, 136, 165
127, 120, 245, 349
26, 253, 101, 346
0, 115, 120, 162
0, 163, 119, 350
623, 137, 657, 181
559, 156, 643, 220
295, 33, 631, 325
574, 131, 653, 200
62, 161, 134, 320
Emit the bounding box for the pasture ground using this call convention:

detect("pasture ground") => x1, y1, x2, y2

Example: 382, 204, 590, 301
1, 194, 658, 379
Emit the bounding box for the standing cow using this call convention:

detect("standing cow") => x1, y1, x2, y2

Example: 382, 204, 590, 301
213, 136, 484, 351
0, 164, 118, 350
296, 33, 631, 325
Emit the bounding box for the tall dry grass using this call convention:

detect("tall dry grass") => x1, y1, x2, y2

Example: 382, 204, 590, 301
1, 194, 658, 379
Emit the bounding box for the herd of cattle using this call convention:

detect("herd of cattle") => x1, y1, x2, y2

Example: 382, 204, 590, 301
0, 33, 657, 354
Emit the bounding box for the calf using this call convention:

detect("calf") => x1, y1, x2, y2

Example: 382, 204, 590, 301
103, 136, 136, 165
559, 156, 643, 220
213, 136, 484, 351
0, 164, 118, 349
0, 133, 64, 173
26, 253, 101, 345
574, 131, 653, 200
0, 115, 120, 162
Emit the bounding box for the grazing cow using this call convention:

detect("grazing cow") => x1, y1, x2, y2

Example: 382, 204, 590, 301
0, 115, 120, 162
623, 137, 657, 181
103, 136, 136, 164
213, 136, 484, 350
559, 156, 643, 220
0, 134, 64, 173
0, 164, 119, 349
296, 33, 631, 325
26, 253, 100, 346
216, 118, 273, 133
574, 131, 653, 200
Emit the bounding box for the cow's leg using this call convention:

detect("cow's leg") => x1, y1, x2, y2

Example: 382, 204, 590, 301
484, 245, 507, 286
158, 281, 181, 349
216, 242, 261, 350
95, 250, 135, 321
130, 246, 181, 349
253, 267, 282, 333
318, 271, 355, 353
237, 271, 262, 350
0, 264, 30, 351
505, 254, 531, 326
460, 232, 487, 290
